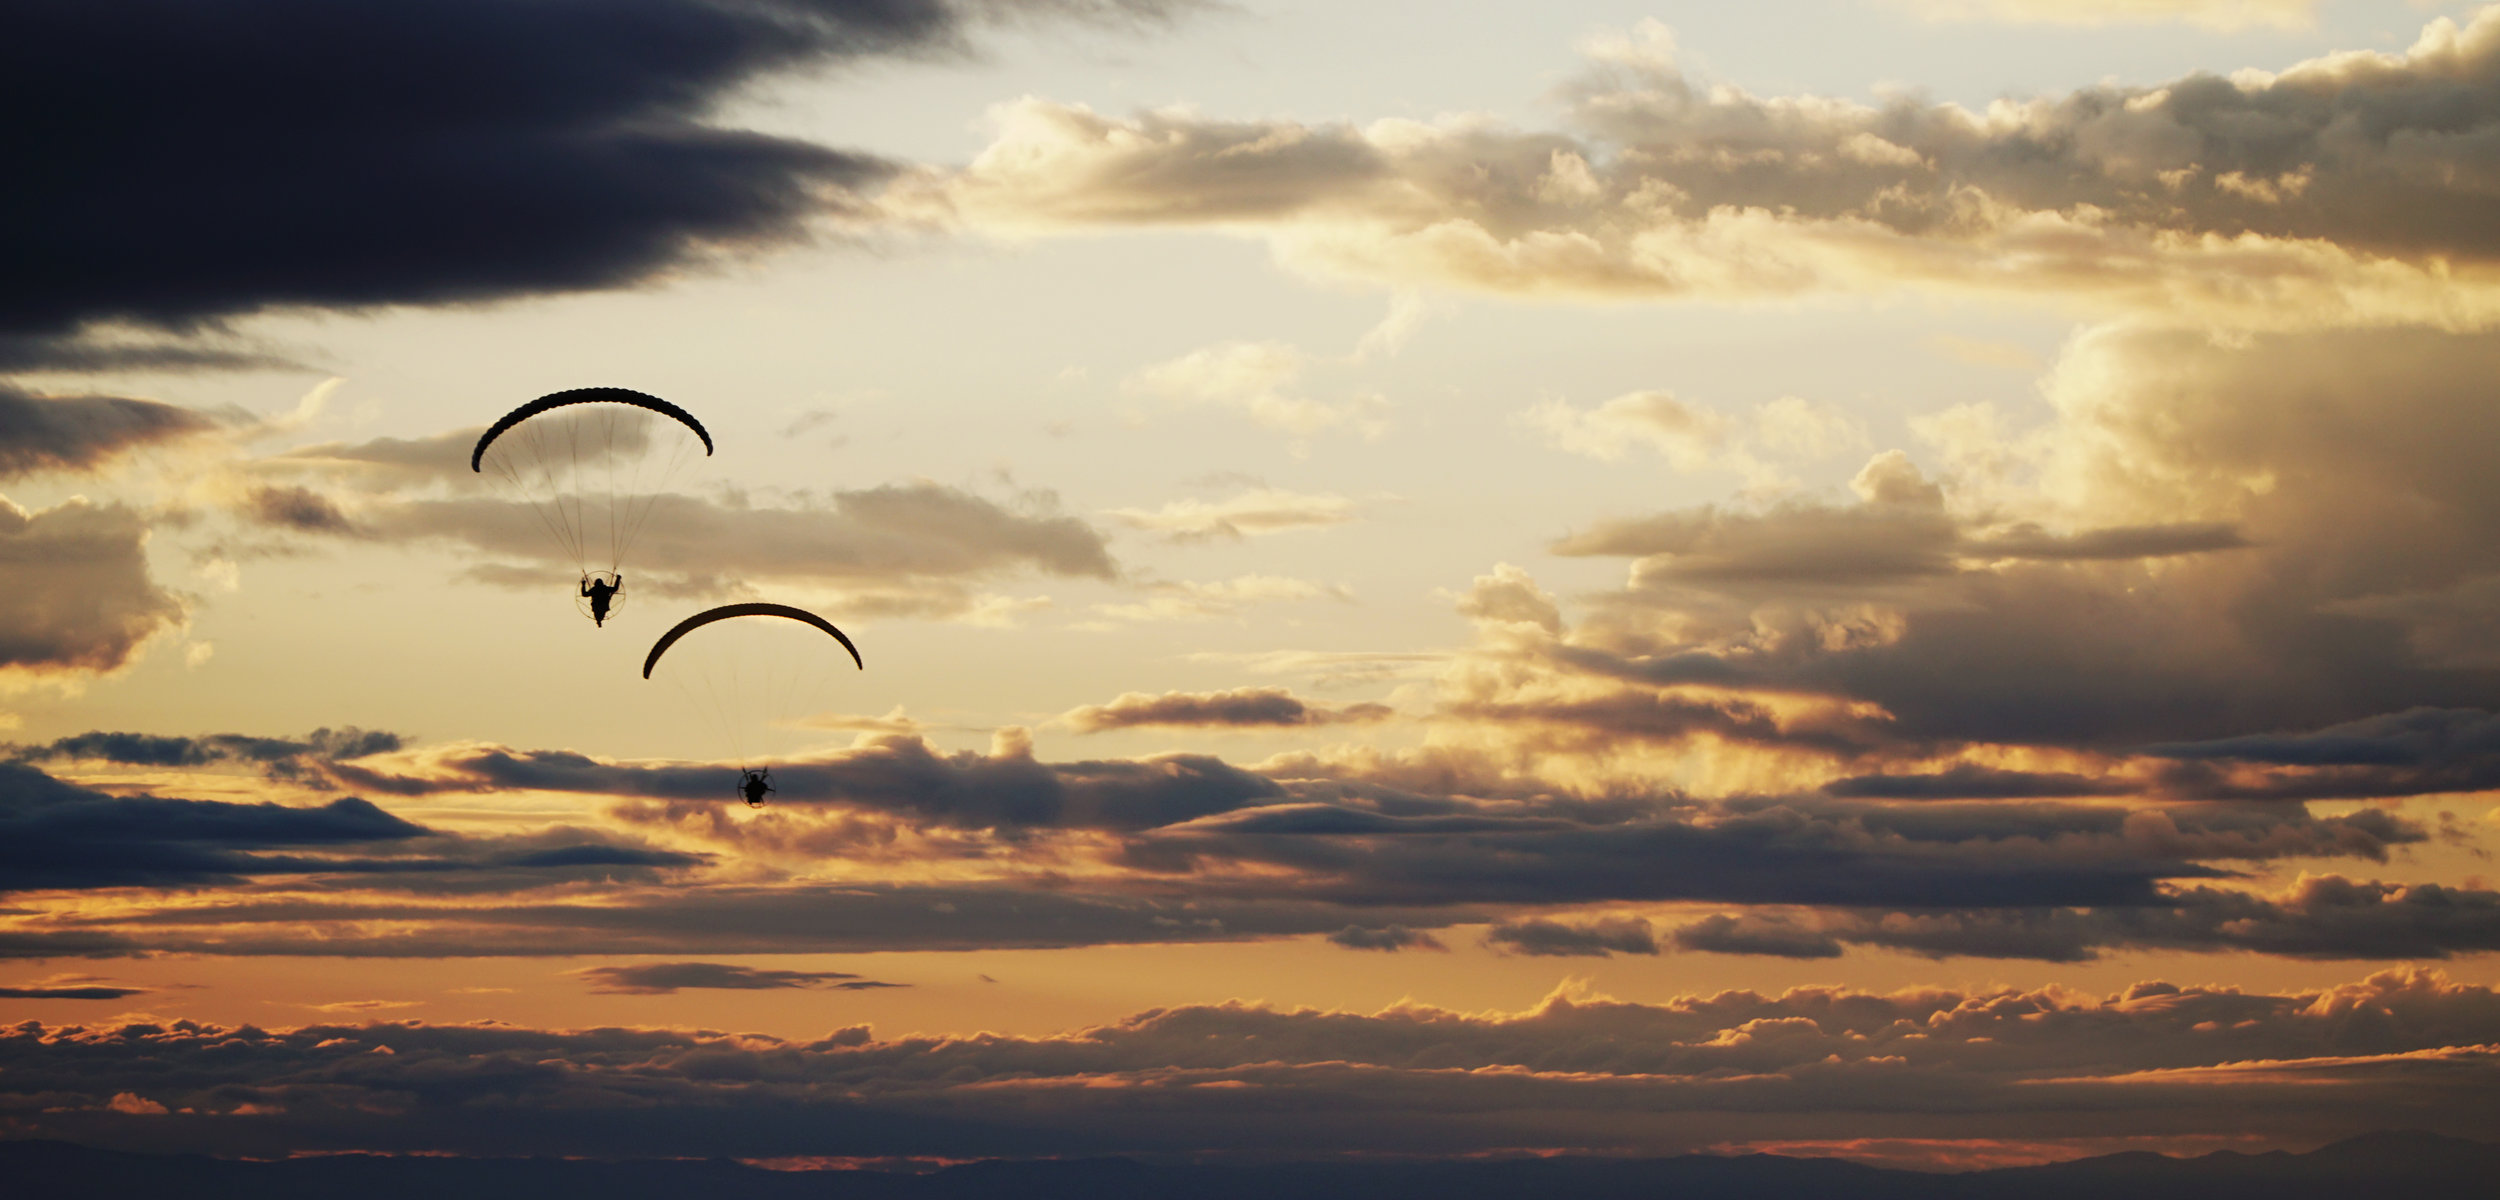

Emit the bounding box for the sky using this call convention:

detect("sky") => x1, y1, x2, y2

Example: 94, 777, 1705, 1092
5, 0, 2500, 1172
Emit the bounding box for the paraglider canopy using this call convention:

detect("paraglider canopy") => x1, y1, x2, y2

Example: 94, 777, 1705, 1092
466, 387, 714, 618
642, 604, 866, 805
470, 387, 713, 472
643, 602, 862, 679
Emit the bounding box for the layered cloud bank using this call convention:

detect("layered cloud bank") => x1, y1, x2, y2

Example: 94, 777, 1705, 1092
0, 716, 2484, 965
4, 968, 2495, 1160
889, 8, 2500, 326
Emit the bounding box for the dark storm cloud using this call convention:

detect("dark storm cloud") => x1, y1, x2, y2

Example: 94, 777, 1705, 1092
0, 0, 1195, 362
1483, 916, 1659, 957
2, 967, 2496, 1159
1063, 687, 1392, 732
0, 497, 186, 676
0, 384, 220, 477
578, 961, 903, 993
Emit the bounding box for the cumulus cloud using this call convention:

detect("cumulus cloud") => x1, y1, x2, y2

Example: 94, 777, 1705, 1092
1478, 324, 2500, 758
888, 10, 2500, 326
0, 497, 186, 680
0, 968, 2493, 1159
1062, 687, 1392, 732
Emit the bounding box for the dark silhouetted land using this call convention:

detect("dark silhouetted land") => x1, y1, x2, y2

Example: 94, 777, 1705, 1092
2, 1130, 2492, 1199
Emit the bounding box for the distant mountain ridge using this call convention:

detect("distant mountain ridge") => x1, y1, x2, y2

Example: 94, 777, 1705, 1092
2, 1130, 2490, 1200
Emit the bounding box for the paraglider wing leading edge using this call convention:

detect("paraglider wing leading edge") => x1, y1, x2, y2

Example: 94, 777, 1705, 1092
643, 603, 864, 679
469, 387, 715, 472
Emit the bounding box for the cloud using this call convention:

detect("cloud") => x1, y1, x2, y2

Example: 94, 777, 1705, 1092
0, 981, 146, 1000
0, 967, 2494, 1159
1062, 687, 1392, 732
1488, 322, 2500, 757
1325, 924, 1446, 951
1452, 563, 1562, 633
337, 734, 1292, 832
1105, 488, 1360, 542
9, 726, 404, 786
0, 497, 186, 680
1484, 916, 1659, 957
0, 332, 296, 375
0, 762, 432, 893
59, 883, 1482, 959
2146, 707, 2500, 767
888, 10, 2500, 325
1089, 575, 1347, 623
312, 734, 2428, 927
0, 758, 713, 897
1825, 765, 2134, 799
1519, 391, 1865, 491
1668, 872, 2500, 962
1123, 341, 1388, 438
0, 385, 221, 477
1671, 912, 1846, 958
1884, 0, 2319, 31
231, 468, 1118, 614
2, 0, 1201, 363
577, 961, 904, 994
